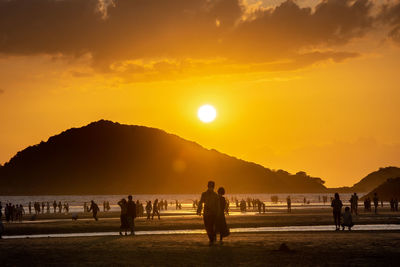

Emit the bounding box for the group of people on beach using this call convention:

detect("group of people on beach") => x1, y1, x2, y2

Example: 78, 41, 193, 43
28, 201, 70, 215
2, 190, 400, 241
1, 202, 25, 222
0, 200, 73, 223
330, 192, 399, 231
362, 193, 380, 214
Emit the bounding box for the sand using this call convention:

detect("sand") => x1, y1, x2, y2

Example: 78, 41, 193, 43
1, 208, 400, 266
1, 232, 400, 266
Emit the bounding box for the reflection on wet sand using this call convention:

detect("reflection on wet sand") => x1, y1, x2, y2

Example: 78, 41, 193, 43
3, 224, 400, 239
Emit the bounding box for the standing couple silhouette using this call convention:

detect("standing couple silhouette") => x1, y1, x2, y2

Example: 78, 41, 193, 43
197, 181, 230, 245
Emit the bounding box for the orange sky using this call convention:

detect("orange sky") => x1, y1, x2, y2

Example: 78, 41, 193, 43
1, 0, 400, 187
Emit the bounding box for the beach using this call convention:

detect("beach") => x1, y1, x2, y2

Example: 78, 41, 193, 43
1, 207, 400, 266
2, 206, 400, 235
1, 232, 400, 266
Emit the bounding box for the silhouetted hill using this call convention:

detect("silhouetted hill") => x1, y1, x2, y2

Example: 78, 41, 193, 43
328, 167, 400, 193
361, 177, 400, 201
0, 120, 328, 195
351, 167, 400, 193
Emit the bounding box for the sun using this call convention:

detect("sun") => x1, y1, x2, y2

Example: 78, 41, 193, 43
198, 104, 217, 123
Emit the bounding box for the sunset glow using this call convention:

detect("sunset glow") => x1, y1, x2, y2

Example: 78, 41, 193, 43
198, 105, 217, 123
1, 0, 400, 187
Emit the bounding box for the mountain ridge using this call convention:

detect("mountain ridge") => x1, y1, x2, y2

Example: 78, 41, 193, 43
0, 120, 328, 195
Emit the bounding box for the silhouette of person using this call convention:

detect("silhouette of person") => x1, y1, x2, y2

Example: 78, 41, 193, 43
5, 203, 10, 222
0, 219, 3, 239
197, 181, 219, 245
225, 199, 230, 215
373, 192, 379, 214
342, 207, 354, 231
152, 199, 160, 220
88, 200, 100, 221
331, 193, 343, 231
146, 201, 152, 220
53, 201, 57, 213
352, 193, 359, 215
215, 187, 230, 243
390, 198, 395, 212
126, 195, 136, 235
118, 198, 128, 235
286, 196, 291, 213
240, 199, 246, 212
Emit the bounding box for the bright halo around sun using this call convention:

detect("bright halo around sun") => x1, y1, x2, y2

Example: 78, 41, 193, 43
198, 104, 217, 123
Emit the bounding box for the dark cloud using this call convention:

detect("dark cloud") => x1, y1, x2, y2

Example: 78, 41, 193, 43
0, 0, 377, 75
379, 1, 400, 45
0, 88, 4, 94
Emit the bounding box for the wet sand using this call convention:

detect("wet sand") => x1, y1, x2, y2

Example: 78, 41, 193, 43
1, 232, 400, 266
3, 207, 400, 235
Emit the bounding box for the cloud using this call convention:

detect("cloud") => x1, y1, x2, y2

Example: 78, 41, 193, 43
379, 1, 400, 45
0, 0, 379, 77
0, 88, 4, 94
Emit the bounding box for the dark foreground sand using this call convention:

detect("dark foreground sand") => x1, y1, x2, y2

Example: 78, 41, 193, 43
1, 208, 400, 266
1, 232, 400, 266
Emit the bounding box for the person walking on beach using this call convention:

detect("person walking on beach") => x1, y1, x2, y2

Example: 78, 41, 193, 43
88, 200, 100, 221
373, 192, 379, 214
287, 196, 292, 213
53, 201, 57, 213
146, 201, 152, 220
118, 198, 129, 235
352, 193, 359, 215
216, 187, 230, 243
331, 193, 343, 231
28, 202, 31, 215
197, 181, 219, 245
152, 199, 160, 220
127, 195, 136, 235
